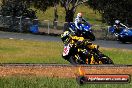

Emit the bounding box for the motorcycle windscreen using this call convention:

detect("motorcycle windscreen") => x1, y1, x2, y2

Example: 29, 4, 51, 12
79, 23, 91, 31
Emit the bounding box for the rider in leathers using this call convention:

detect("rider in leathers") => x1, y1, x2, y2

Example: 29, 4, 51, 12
113, 20, 128, 35
61, 31, 99, 64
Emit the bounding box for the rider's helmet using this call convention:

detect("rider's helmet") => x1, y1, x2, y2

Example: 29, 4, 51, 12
115, 20, 120, 25
61, 31, 71, 43
77, 13, 83, 18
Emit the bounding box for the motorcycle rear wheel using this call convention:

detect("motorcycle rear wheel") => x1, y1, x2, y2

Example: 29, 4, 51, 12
69, 56, 85, 65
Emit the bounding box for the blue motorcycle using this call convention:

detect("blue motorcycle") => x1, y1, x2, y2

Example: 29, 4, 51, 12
68, 23, 95, 41
109, 26, 132, 43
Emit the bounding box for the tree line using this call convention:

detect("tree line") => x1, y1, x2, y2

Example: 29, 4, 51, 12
0, 0, 132, 26
88, 0, 132, 26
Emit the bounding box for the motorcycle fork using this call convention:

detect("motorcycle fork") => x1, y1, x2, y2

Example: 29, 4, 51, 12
75, 54, 82, 62
90, 55, 95, 64
90, 55, 102, 64
75, 54, 86, 64
78, 49, 90, 64
99, 61, 103, 64
85, 54, 91, 64
86, 58, 89, 64
85, 52, 95, 64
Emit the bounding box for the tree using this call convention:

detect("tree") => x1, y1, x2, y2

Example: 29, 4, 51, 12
25, 0, 88, 22
60, 0, 88, 22
23, 0, 59, 29
53, 0, 59, 29
25, 0, 89, 30
25, 0, 55, 11
0, 0, 36, 19
0, 0, 37, 32
88, 0, 132, 26
60, 0, 89, 31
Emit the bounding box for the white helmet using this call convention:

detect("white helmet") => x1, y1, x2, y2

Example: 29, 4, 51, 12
77, 13, 83, 18
115, 20, 120, 24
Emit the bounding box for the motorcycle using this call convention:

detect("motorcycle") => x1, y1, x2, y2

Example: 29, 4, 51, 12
68, 22, 95, 41
108, 26, 132, 43
62, 41, 114, 65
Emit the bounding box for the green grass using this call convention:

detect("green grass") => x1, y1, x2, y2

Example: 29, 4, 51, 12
0, 38, 132, 64
101, 48, 132, 64
0, 76, 132, 88
0, 38, 68, 64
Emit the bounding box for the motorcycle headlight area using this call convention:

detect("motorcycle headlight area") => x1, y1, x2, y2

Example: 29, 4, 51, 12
125, 33, 128, 35
124, 29, 128, 32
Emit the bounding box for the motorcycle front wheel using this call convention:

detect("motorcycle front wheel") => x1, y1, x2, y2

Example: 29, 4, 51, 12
100, 55, 114, 64
69, 56, 85, 65
69, 56, 78, 65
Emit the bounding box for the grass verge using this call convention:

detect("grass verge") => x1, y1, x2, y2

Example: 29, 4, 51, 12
0, 76, 132, 88
0, 38, 132, 64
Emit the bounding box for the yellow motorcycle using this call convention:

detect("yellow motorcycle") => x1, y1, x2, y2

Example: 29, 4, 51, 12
62, 41, 114, 65
61, 31, 114, 65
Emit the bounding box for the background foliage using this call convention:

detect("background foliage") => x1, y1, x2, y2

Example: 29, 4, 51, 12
0, 0, 36, 19
88, 0, 132, 26
0, 0, 132, 26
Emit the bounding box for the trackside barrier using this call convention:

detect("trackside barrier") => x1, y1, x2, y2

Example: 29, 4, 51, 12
0, 15, 116, 40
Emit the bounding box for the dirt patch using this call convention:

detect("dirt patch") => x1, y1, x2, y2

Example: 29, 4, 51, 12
0, 65, 132, 78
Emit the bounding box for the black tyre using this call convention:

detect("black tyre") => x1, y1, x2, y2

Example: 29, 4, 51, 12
120, 41, 127, 44
76, 76, 86, 85
118, 36, 126, 43
69, 56, 85, 65
69, 56, 78, 65
100, 55, 114, 64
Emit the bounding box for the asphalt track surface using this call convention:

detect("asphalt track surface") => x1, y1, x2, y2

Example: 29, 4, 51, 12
0, 31, 132, 50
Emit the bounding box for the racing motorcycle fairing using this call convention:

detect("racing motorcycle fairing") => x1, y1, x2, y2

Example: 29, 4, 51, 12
68, 23, 95, 41
62, 42, 114, 65
108, 26, 132, 43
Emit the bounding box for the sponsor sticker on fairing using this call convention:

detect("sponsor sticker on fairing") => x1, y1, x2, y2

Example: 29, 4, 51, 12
63, 44, 70, 56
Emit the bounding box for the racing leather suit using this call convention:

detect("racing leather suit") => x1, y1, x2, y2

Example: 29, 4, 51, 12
113, 23, 128, 34
69, 35, 98, 50
74, 17, 87, 30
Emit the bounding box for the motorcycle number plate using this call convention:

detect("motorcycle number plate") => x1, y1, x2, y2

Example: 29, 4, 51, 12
63, 45, 70, 56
